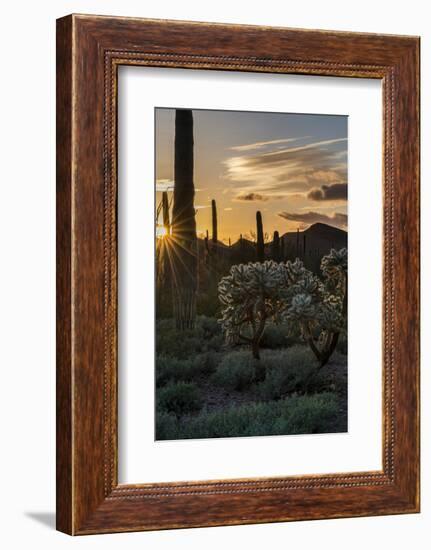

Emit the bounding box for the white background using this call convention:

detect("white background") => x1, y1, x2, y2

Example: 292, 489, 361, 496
0, 0, 428, 548
118, 68, 382, 483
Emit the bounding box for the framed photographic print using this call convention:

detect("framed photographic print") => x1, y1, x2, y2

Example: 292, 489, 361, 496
56, 14, 420, 535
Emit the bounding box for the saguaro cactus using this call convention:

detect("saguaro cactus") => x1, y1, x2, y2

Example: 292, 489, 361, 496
171, 109, 197, 330
161, 191, 171, 291
211, 199, 218, 244
272, 230, 280, 262
256, 211, 264, 262
162, 191, 170, 235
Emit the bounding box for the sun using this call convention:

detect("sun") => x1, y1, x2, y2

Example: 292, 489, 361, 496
156, 225, 168, 238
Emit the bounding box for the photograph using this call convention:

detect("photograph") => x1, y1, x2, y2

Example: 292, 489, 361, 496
155, 107, 348, 440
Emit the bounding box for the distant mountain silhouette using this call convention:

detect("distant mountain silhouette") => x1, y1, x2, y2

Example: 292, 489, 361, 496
277, 222, 346, 251
304, 222, 347, 240
196, 222, 347, 276
266, 222, 347, 272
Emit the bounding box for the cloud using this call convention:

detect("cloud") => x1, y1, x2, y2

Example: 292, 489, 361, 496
235, 193, 269, 202
224, 138, 347, 197
278, 211, 347, 230
224, 207, 233, 211
195, 205, 211, 210
156, 179, 174, 192
254, 138, 346, 161
230, 137, 307, 152
157, 181, 207, 193
307, 183, 347, 201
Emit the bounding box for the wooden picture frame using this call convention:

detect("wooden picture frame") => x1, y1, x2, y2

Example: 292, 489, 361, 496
56, 14, 420, 535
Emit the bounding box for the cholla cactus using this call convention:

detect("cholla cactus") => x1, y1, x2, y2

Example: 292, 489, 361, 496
284, 248, 347, 366
218, 261, 285, 358
321, 247, 347, 278
218, 249, 348, 365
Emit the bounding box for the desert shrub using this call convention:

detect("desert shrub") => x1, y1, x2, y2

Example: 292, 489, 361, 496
156, 351, 220, 387
336, 332, 348, 355
157, 382, 203, 416
272, 393, 340, 434
156, 328, 202, 359
260, 324, 295, 349
256, 346, 317, 400
155, 411, 178, 440
156, 356, 189, 386
211, 351, 257, 391
195, 316, 224, 351
156, 316, 223, 359
155, 393, 339, 440
305, 351, 347, 394
197, 315, 222, 338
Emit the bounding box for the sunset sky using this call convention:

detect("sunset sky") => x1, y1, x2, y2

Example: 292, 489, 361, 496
155, 108, 348, 243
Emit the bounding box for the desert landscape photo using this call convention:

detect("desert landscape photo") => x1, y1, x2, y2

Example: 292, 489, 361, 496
154, 107, 348, 440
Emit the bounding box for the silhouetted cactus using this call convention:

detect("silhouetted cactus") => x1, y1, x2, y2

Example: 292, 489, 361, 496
219, 260, 285, 359
211, 199, 218, 244
171, 109, 197, 330
285, 249, 348, 367
204, 230, 210, 266
272, 230, 280, 262
256, 211, 264, 262
161, 191, 171, 286
219, 249, 347, 364
296, 228, 300, 259
162, 191, 170, 235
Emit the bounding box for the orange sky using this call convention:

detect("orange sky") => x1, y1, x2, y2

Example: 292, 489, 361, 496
156, 108, 348, 242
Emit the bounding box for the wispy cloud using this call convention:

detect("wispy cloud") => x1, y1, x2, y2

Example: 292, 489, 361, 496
307, 183, 347, 201
258, 138, 346, 160
156, 179, 174, 192
224, 138, 347, 197
230, 137, 307, 152
234, 192, 280, 202
224, 207, 233, 211
278, 210, 348, 230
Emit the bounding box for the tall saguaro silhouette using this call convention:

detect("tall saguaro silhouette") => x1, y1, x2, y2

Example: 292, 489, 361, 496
211, 199, 218, 244
256, 211, 265, 262
160, 191, 171, 305
272, 230, 280, 262
171, 109, 197, 330
162, 191, 170, 235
